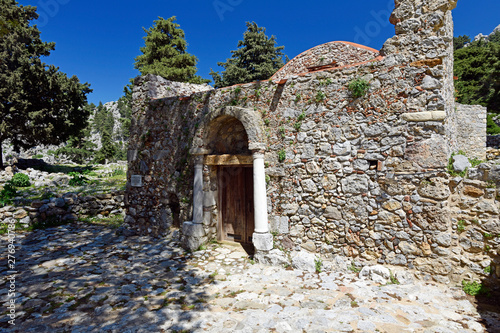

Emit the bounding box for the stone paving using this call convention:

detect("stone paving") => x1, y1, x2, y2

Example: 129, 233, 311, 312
1, 222, 499, 332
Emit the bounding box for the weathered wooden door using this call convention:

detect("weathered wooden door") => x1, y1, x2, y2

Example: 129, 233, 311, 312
219, 166, 254, 244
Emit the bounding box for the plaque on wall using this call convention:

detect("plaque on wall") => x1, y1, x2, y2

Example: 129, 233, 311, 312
131, 175, 143, 187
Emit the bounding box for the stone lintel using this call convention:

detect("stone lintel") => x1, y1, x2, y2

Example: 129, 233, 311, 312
402, 111, 446, 122
204, 154, 253, 166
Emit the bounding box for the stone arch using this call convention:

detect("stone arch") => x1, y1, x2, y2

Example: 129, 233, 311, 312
205, 115, 250, 155
192, 106, 266, 154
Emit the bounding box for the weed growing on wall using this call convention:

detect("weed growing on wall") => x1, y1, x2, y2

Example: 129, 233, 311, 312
315, 90, 326, 103
348, 78, 370, 98
278, 149, 286, 162
457, 220, 466, 233
462, 280, 490, 296
315, 257, 323, 273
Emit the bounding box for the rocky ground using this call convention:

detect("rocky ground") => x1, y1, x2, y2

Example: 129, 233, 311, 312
1, 221, 499, 333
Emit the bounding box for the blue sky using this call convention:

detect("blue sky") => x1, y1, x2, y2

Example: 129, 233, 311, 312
16, 0, 500, 105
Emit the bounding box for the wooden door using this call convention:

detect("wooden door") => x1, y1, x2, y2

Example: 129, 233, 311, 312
219, 166, 254, 244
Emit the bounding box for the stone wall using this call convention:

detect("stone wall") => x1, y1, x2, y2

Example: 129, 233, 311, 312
454, 103, 487, 159
1, 191, 125, 226
125, 0, 499, 286
487, 135, 500, 148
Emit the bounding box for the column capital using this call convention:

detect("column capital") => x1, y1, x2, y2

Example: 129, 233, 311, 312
194, 155, 204, 165
252, 151, 265, 160
249, 142, 266, 151
190, 148, 210, 156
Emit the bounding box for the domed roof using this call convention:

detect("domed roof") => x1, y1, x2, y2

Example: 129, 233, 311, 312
271, 41, 381, 82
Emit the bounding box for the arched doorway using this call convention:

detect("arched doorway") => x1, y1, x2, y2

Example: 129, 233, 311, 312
204, 115, 254, 244
184, 106, 272, 254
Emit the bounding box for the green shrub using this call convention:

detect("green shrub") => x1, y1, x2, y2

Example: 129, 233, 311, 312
278, 149, 286, 162
348, 78, 370, 98
0, 183, 17, 207
457, 220, 466, 233
315, 90, 326, 103
297, 111, 306, 121
10, 173, 31, 187
486, 114, 500, 135
110, 168, 125, 177
33, 154, 44, 159
315, 257, 323, 273
462, 280, 490, 296
68, 172, 88, 186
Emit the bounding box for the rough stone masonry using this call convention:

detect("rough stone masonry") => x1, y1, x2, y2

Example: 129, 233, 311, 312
125, 0, 500, 287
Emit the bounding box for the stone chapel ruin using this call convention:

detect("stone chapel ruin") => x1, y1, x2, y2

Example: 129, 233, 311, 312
125, 0, 500, 285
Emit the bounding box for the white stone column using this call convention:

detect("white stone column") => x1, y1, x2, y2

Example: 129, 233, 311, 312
253, 152, 268, 232
192, 155, 204, 224
252, 151, 273, 252
182, 154, 206, 251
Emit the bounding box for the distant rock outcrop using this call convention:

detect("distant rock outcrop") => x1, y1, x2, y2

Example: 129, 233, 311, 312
472, 24, 500, 43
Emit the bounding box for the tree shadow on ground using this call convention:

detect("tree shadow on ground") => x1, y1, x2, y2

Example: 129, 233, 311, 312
0, 221, 214, 332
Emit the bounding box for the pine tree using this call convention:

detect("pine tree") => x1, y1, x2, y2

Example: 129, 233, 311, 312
94, 128, 117, 164
55, 103, 97, 164
0, 0, 91, 168
210, 22, 288, 88
134, 16, 209, 84
454, 38, 500, 116
453, 35, 471, 50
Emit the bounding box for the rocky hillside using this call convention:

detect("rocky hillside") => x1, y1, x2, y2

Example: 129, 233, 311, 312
1, 99, 130, 165
472, 24, 500, 43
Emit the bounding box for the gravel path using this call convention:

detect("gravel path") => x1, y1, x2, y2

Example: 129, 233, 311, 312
1, 222, 498, 332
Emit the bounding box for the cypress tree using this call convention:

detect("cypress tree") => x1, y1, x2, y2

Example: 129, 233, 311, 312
0, 0, 91, 168
134, 16, 209, 84
210, 22, 288, 88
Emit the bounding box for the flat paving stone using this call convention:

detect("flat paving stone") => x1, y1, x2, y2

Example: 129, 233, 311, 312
0, 221, 497, 332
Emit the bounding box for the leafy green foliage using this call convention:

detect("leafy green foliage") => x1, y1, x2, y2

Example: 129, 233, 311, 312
0, 0, 92, 167
315, 91, 326, 103
68, 172, 88, 186
0, 183, 16, 206
348, 78, 370, 98
315, 257, 323, 273
453, 35, 471, 50
487, 114, 500, 134
454, 36, 500, 118
56, 104, 97, 164
348, 261, 361, 273
462, 280, 490, 296
10, 173, 30, 187
93, 128, 118, 164
134, 16, 209, 84
210, 22, 288, 88
389, 270, 400, 285
457, 219, 466, 233
278, 149, 286, 162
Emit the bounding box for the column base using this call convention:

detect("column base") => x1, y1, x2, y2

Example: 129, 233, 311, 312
182, 221, 206, 251
252, 232, 273, 252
